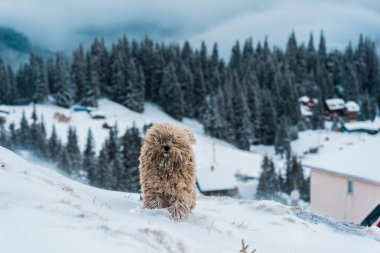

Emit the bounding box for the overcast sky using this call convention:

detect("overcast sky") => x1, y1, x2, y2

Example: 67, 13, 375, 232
0, 0, 379, 57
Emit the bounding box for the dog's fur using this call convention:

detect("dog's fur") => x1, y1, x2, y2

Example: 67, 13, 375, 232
139, 123, 197, 221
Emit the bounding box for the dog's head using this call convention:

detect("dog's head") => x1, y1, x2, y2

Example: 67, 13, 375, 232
143, 123, 196, 170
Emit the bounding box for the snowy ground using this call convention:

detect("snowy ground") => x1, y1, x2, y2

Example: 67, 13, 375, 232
0, 147, 379, 253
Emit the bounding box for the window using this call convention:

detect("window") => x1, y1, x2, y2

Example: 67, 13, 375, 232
348, 180, 354, 194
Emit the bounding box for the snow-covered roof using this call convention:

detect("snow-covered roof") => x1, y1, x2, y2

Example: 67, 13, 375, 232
303, 136, 380, 184
343, 118, 380, 131
325, 98, 345, 111
89, 110, 106, 119
299, 96, 310, 103
345, 101, 360, 112
300, 104, 313, 116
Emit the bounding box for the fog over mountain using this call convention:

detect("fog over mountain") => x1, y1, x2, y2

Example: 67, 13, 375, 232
0, 0, 379, 57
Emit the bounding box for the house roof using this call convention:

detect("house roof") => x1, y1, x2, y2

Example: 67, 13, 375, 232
89, 110, 106, 118
303, 136, 380, 184
325, 98, 345, 111
300, 104, 313, 116
299, 96, 310, 103
345, 101, 360, 112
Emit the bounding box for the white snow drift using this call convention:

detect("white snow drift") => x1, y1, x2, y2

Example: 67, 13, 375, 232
0, 147, 379, 253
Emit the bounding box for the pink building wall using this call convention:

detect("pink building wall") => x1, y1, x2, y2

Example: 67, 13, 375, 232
310, 169, 380, 224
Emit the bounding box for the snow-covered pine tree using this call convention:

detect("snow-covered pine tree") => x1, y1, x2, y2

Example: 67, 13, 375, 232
30, 54, 49, 103
90, 37, 109, 97
121, 125, 142, 193
54, 54, 76, 108
203, 91, 226, 139
65, 127, 82, 177
83, 128, 97, 183
28, 104, 39, 150
58, 148, 73, 175
259, 89, 277, 145
97, 144, 117, 190
0, 58, 11, 104
285, 155, 306, 195
18, 111, 29, 148
48, 125, 61, 162
71, 44, 86, 102
123, 58, 145, 113
256, 155, 279, 200
191, 64, 207, 119
274, 116, 291, 158
111, 151, 126, 191
231, 72, 251, 150
35, 116, 48, 159
158, 63, 184, 121
80, 54, 98, 107
8, 122, 17, 149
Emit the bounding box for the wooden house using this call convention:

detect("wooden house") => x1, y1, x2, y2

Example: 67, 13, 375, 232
304, 138, 380, 224
324, 98, 345, 120
344, 101, 360, 121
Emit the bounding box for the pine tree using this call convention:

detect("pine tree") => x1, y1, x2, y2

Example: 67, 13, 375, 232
35, 116, 48, 159
54, 54, 76, 108
83, 128, 97, 183
274, 116, 291, 158
231, 73, 251, 150
285, 155, 306, 195
80, 54, 98, 107
58, 148, 72, 175
361, 90, 376, 120
8, 122, 17, 149
29, 104, 39, 150
0, 58, 11, 104
65, 128, 82, 176
97, 144, 117, 189
71, 44, 86, 101
0, 124, 10, 148
121, 125, 142, 192
30, 54, 49, 103
90, 37, 109, 97
256, 155, 279, 200
259, 89, 277, 145
48, 125, 61, 162
18, 111, 29, 148
158, 63, 184, 120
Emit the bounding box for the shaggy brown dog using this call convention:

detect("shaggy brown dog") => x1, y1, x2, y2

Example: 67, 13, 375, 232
139, 123, 197, 221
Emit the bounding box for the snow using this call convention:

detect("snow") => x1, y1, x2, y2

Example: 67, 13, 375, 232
303, 134, 380, 184
325, 98, 345, 110
300, 104, 313, 116
344, 118, 380, 131
0, 99, 263, 192
89, 110, 106, 119
345, 101, 360, 112
299, 96, 310, 103
0, 147, 379, 253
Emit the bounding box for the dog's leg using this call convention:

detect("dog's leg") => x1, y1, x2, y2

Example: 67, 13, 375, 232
143, 193, 165, 209
168, 198, 191, 221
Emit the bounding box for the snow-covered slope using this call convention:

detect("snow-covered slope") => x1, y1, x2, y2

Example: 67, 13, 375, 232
0, 147, 379, 253
1, 99, 262, 192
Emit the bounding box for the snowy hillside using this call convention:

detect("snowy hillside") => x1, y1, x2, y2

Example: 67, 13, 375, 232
0, 98, 263, 192
0, 147, 379, 253
2, 99, 380, 195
